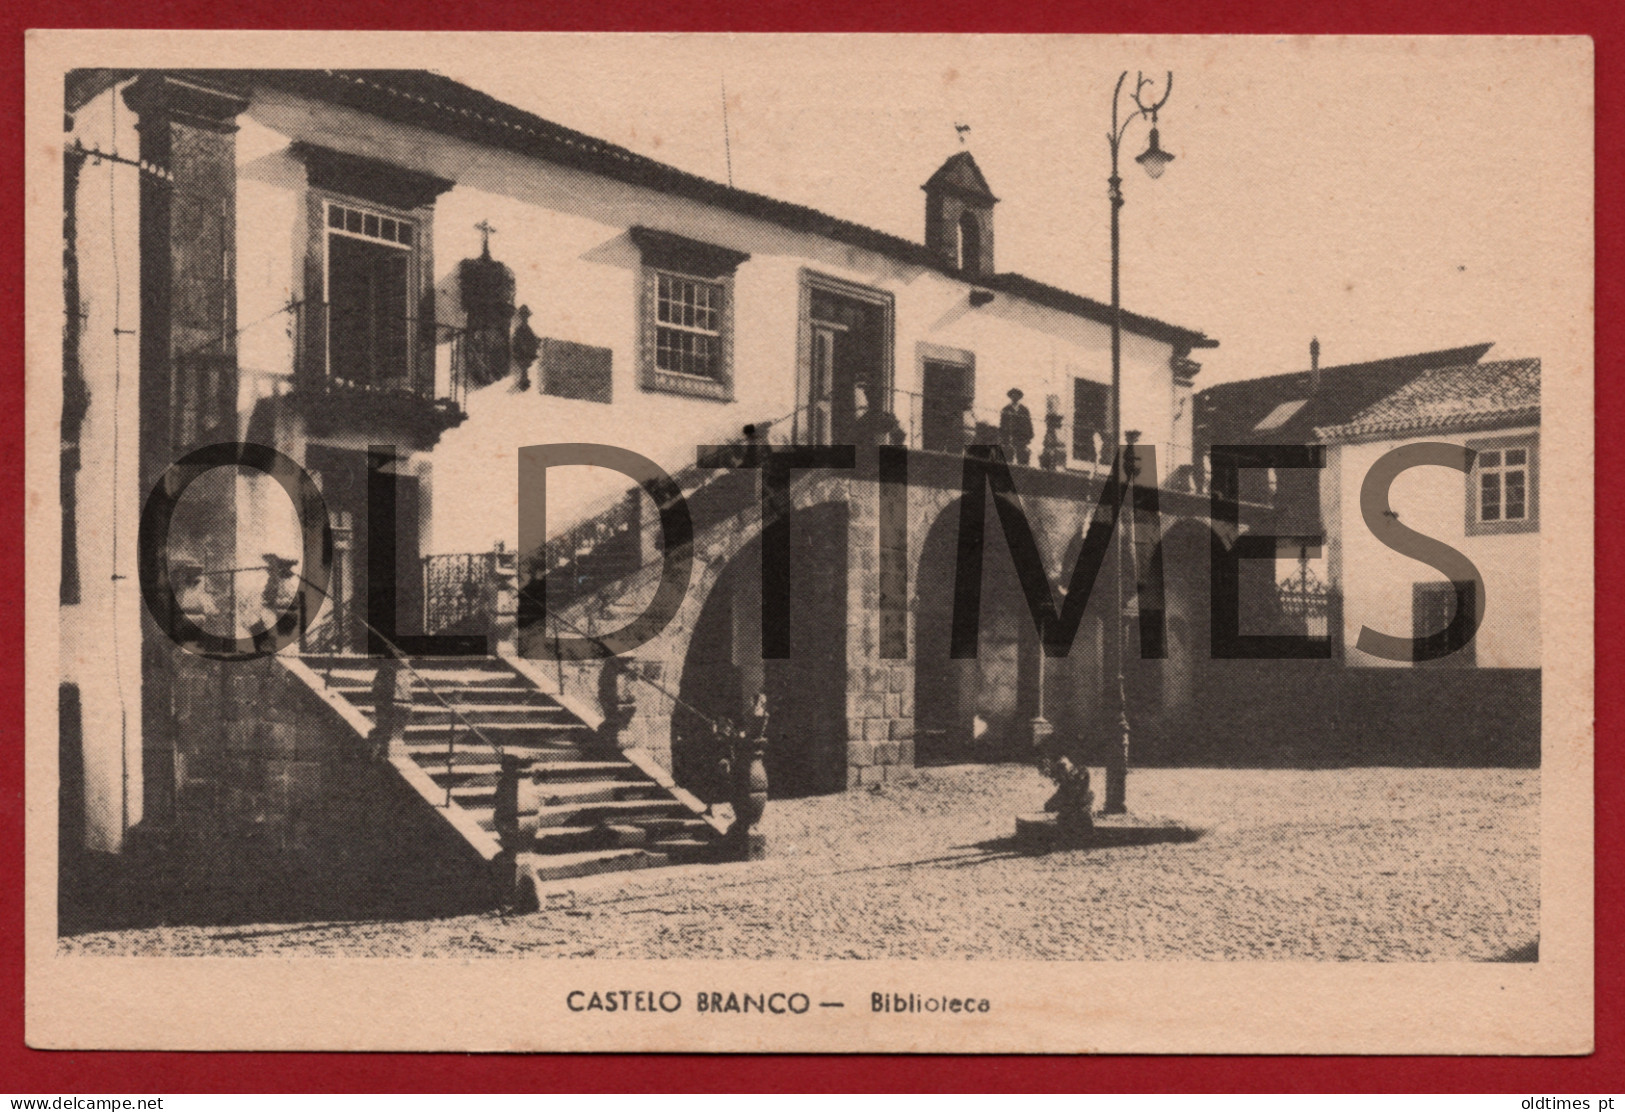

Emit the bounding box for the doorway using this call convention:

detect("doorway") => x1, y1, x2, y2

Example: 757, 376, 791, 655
304, 445, 429, 655
921, 358, 974, 454
800, 276, 893, 446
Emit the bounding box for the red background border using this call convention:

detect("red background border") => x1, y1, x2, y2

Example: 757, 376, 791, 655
3, 0, 1615, 1092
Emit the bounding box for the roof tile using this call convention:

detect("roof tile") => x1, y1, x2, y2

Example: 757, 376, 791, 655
1316, 358, 1540, 441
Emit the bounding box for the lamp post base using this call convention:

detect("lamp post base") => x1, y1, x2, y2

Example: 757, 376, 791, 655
1103, 708, 1130, 813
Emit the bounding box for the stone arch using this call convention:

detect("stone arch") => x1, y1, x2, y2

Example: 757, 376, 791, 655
668, 490, 852, 799
1150, 517, 1219, 755
911, 495, 1048, 764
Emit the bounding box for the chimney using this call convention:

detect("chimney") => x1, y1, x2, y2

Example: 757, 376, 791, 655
1309, 337, 1322, 394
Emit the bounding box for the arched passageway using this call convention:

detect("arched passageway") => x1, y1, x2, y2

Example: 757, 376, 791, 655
672, 502, 850, 799
913, 498, 1102, 765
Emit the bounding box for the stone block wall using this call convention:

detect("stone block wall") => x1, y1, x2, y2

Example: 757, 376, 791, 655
170, 651, 370, 859
525, 458, 1193, 795
152, 647, 494, 918
843, 475, 916, 786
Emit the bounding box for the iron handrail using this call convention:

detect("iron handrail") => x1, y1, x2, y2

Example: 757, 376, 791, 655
206, 562, 514, 805
301, 576, 512, 791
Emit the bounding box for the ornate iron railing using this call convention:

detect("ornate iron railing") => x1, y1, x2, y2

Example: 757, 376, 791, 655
423, 551, 498, 637
1277, 560, 1337, 641
286, 300, 472, 436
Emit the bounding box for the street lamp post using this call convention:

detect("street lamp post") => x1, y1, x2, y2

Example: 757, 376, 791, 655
1103, 71, 1174, 815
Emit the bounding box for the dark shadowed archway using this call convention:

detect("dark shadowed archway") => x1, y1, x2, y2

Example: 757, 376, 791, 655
672, 502, 850, 800
913, 497, 1047, 765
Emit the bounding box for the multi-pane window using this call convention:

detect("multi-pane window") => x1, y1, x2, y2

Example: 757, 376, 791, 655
1477, 447, 1527, 522
653, 271, 723, 380
631, 226, 746, 400
1467, 435, 1538, 535
324, 200, 417, 390
327, 201, 415, 247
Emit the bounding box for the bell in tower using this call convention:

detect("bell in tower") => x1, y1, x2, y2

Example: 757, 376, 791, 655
922, 152, 998, 278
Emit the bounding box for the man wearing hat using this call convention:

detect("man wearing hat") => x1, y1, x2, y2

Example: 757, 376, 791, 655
999, 387, 1035, 466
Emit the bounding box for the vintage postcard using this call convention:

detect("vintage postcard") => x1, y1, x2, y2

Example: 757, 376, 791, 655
25, 31, 1593, 1053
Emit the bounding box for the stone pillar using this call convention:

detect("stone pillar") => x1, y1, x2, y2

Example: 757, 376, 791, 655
122, 72, 251, 830
843, 470, 914, 788
489, 541, 519, 656
725, 694, 770, 860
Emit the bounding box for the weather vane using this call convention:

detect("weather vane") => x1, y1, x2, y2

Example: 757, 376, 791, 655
954, 122, 971, 145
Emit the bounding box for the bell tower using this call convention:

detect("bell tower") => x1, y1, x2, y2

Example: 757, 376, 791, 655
923, 152, 998, 278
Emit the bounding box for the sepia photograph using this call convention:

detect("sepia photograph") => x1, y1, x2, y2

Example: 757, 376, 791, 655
26, 31, 1593, 1053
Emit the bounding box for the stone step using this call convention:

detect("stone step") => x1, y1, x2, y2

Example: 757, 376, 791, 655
519, 847, 670, 884
498, 744, 611, 763
403, 721, 583, 735
600, 823, 650, 847
445, 777, 666, 802
647, 836, 724, 863
413, 759, 642, 780
531, 779, 670, 803
444, 778, 670, 805
529, 760, 647, 777
534, 797, 694, 825
404, 704, 572, 719
335, 684, 545, 704
307, 663, 519, 687
448, 780, 498, 799
404, 742, 593, 763
532, 824, 603, 853
630, 815, 720, 838
409, 677, 536, 692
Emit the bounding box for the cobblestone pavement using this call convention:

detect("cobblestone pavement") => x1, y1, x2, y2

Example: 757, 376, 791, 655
62, 766, 1538, 960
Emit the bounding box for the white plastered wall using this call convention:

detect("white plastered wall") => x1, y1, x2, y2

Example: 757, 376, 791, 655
61, 81, 146, 851
232, 87, 1182, 557
1335, 427, 1541, 669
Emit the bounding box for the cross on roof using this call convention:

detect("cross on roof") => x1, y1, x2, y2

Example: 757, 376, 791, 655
955, 122, 971, 145
475, 219, 497, 255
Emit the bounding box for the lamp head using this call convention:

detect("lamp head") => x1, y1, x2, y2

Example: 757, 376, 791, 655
1135, 126, 1174, 180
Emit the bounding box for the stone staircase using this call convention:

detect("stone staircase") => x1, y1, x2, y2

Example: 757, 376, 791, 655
281, 653, 731, 905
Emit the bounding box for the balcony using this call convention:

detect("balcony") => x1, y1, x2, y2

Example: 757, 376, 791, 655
285, 300, 470, 451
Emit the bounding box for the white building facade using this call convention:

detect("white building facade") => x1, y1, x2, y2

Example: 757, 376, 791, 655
1317, 358, 1540, 671
61, 68, 1218, 854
